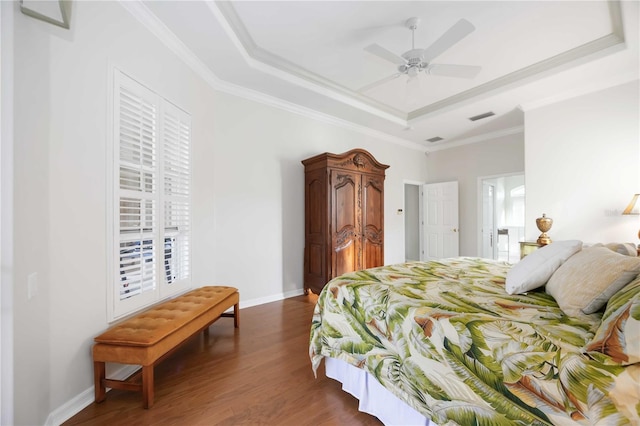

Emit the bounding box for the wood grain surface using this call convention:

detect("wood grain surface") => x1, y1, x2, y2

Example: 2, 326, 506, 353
65, 294, 381, 425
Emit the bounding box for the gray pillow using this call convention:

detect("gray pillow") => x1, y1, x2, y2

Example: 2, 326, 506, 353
546, 246, 640, 316
505, 240, 582, 294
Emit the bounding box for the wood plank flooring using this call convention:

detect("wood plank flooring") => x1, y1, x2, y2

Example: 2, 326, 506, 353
65, 294, 381, 425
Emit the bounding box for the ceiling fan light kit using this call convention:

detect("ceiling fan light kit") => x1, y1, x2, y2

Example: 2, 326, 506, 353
362, 16, 482, 93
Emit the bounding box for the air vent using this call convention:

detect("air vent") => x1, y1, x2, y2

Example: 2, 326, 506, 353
426, 136, 443, 143
468, 111, 495, 121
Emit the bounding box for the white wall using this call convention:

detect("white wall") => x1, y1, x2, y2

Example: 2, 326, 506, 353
0, 1, 15, 424
425, 132, 525, 256
207, 93, 426, 300
13, 1, 52, 421
10, 2, 427, 424
524, 81, 640, 244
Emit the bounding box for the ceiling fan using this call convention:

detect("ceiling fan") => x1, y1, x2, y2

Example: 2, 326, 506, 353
360, 17, 481, 93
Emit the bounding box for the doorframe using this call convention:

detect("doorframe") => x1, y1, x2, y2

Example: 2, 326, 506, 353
402, 180, 424, 262
481, 181, 497, 259
476, 172, 525, 259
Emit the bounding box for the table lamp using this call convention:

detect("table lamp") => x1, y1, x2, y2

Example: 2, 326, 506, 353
536, 213, 553, 245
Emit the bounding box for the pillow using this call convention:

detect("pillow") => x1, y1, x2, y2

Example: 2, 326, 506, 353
605, 242, 638, 257
505, 240, 582, 294
586, 275, 640, 365
546, 246, 640, 316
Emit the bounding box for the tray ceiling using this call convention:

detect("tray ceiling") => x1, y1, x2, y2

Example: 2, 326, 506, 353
136, 0, 638, 150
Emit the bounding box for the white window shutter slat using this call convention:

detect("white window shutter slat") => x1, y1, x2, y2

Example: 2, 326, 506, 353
115, 73, 159, 309
111, 70, 192, 319
161, 101, 191, 287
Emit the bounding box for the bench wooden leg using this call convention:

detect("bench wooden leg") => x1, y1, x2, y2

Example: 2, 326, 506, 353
221, 303, 240, 328
94, 361, 106, 403
142, 365, 154, 409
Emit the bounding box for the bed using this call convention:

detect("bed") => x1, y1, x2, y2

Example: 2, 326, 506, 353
310, 243, 640, 425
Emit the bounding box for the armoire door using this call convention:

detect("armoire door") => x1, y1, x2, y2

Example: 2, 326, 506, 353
361, 173, 384, 269
303, 168, 327, 292
330, 169, 360, 278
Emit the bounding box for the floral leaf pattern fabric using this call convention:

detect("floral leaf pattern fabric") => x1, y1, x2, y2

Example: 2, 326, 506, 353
309, 258, 639, 425
586, 278, 640, 365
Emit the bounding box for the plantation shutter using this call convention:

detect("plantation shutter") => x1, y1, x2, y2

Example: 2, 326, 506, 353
115, 73, 159, 313
111, 70, 192, 320
160, 101, 191, 294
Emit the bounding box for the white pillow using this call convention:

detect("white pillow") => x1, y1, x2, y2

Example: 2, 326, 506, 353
505, 240, 583, 294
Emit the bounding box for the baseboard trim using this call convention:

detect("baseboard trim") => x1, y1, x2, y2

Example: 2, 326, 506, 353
239, 288, 305, 309
46, 289, 306, 425
45, 364, 139, 426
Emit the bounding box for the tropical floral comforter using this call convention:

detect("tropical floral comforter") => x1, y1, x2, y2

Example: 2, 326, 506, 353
309, 258, 638, 425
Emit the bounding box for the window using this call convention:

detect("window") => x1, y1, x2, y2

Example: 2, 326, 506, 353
110, 70, 191, 320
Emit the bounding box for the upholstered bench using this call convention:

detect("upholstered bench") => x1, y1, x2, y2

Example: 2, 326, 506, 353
93, 286, 239, 408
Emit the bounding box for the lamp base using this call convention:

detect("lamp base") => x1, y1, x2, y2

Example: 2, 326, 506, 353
537, 233, 551, 245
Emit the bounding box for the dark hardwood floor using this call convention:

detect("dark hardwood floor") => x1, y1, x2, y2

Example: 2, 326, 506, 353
65, 294, 381, 425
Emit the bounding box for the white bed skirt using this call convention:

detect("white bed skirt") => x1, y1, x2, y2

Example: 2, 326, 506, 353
324, 357, 434, 426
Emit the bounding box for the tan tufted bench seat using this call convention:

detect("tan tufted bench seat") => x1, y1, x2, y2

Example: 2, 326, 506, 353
93, 286, 239, 408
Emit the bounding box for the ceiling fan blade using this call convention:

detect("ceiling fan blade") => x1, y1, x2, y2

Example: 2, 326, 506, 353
428, 64, 481, 79
358, 73, 403, 93
421, 19, 475, 63
364, 43, 407, 66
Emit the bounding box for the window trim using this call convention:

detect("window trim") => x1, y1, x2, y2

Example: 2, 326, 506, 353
107, 67, 192, 322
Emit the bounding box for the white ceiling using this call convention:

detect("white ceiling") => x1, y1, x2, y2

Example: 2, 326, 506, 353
134, 0, 639, 151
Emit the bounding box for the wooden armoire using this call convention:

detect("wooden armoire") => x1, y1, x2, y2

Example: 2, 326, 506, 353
302, 149, 389, 295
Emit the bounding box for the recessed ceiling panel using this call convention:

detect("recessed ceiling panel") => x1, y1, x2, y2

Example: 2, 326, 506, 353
230, 1, 614, 113
130, 0, 637, 149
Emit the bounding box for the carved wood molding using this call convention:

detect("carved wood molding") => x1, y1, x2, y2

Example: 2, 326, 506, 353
335, 227, 356, 249
364, 227, 382, 245
336, 153, 372, 170
365, 178, 383, 191
334, 174, 355, 189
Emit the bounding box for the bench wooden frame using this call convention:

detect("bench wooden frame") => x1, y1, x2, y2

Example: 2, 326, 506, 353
93, 286, 239, 408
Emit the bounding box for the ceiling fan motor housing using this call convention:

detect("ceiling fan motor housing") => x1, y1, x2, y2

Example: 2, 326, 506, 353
400, 49, 427, 75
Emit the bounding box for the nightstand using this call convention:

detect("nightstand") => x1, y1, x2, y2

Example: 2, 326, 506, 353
519, 241, 544, 259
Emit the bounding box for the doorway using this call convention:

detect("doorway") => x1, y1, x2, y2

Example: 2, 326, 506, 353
478, 173, 525, 263
404, 181, 460, 262
422, 181, 459, 260
404, 182, 421, 261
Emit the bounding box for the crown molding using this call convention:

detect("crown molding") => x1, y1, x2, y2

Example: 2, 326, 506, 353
208, 1, 407, 125
518, 73, 639, 111
426, 125, 524, 153
408, 33, 625, 123
117, 1, 426, 152
212, 0, 625, 126
118, 0, 627, 154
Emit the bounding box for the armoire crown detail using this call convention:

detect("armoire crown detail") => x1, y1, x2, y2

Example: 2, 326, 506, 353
336, 152, 371, 170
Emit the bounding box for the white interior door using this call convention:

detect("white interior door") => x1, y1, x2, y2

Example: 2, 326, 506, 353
422, 181, 459, 260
